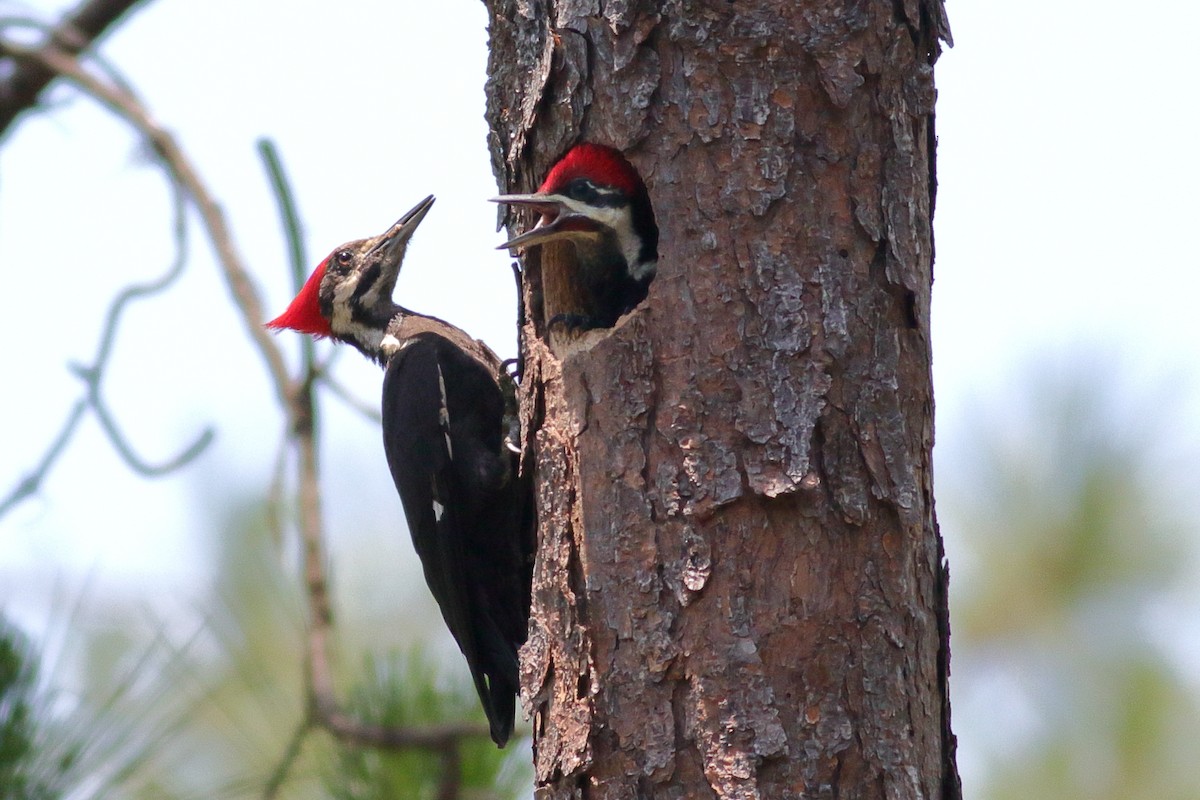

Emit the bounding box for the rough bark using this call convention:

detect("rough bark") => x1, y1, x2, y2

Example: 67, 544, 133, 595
484, 1, 958, 798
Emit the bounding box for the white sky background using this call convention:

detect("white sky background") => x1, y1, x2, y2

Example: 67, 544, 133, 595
1, 0, 1199, 793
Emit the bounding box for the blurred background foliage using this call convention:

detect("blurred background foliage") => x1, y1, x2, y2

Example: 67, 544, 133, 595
3, 0, 1199, 797
1, 500, 530, 798
940, 356, 1200, 800
4, 354, 1197, 798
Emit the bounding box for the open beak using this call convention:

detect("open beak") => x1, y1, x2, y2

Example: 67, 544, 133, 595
490, 193, 600, 250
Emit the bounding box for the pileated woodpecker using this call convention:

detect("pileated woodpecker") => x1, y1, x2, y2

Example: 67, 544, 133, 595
266, 196, 531, 747
493, 143, 659, 330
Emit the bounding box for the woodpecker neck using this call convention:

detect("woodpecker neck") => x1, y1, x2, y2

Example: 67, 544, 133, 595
569, 210, 657, 291
332, 304, 504, 379
389, 313, 506, 376
331, 300, 406, 366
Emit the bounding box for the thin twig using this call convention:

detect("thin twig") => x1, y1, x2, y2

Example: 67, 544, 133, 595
77, 362, 214, 475
0, 14, 140, 100
2, 35, 496, 783
264, 427, 290, 548
311, 345, 385, 423
0, 0, 149, 138
0, 400, 87, 517
67, 185, 213, 477
257, 137, 314, 369
319, 707, 488, 751
254, 138, 338, 756
257, 139, 307, 285
261, 718, 311, 800
0, 39, 293, 402
0, 108, 210, 517
437, 741, 464, 800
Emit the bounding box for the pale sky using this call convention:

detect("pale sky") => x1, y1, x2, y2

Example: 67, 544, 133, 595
2, 0, 1198, 793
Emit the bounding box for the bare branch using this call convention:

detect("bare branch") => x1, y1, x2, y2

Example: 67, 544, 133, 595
316, 700, 489, 750
257, 139, 308, 288
264, 426, 290, 548
0, 400, 86, 517
308, 345, 387, 424
0, 115, 210, 517
0, 38, 294, 402
258, 137, 315, 369
0, 0, 149, 138
436, 742, 464, 800
261, 718, 310, 800
2, 32, 497, 791
260, 150, 491, 762
69, 362, 213, 477
70, 183, 212, 477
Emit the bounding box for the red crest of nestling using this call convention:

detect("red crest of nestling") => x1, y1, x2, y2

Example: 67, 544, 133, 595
266, 258, 333, 336
540, 143, 645, 197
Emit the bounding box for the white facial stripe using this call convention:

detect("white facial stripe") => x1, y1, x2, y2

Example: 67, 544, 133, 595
328, 270, 395, 353
558, 197, 646, 274
330, 274, 360, 334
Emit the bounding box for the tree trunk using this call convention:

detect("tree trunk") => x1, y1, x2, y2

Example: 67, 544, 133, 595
484, 2, 959, 798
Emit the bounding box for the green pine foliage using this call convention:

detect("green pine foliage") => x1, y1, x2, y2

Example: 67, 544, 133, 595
0, 499, 528, 799
327, 651, 527, 800
0, 619, 67, 800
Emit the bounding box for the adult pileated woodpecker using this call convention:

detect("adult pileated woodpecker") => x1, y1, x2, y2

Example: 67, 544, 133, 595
493, 142, 659, 330
266, 196, 532, 747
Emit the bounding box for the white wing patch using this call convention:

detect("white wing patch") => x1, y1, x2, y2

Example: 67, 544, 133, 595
436, 362, 453, 459
432, 499, 445, 522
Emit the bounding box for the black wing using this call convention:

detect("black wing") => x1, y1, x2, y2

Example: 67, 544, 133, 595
380, 333, 530, 746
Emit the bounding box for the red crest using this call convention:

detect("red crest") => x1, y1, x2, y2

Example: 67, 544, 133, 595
540, 143, 645, 197
265, 257, 333, 337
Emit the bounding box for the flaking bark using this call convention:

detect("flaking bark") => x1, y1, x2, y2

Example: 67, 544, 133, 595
485, 1, 959, 797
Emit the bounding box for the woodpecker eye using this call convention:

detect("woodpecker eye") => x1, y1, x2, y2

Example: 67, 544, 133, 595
566, 178, 599, 203
336, 250, 353, 267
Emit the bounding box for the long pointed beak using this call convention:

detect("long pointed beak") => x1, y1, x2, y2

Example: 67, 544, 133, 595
358, 194, 435, 306
491, 192, 598, 250
371, 194, 436, 263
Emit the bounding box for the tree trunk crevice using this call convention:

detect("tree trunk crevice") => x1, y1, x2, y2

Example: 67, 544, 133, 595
486, 2, 958, 797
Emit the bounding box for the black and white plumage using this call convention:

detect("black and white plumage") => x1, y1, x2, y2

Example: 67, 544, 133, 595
492, 142, 659, 331
267, 196, 532, 746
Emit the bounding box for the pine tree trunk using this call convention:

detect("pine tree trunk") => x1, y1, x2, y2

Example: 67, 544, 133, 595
484, 2, 960, 797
